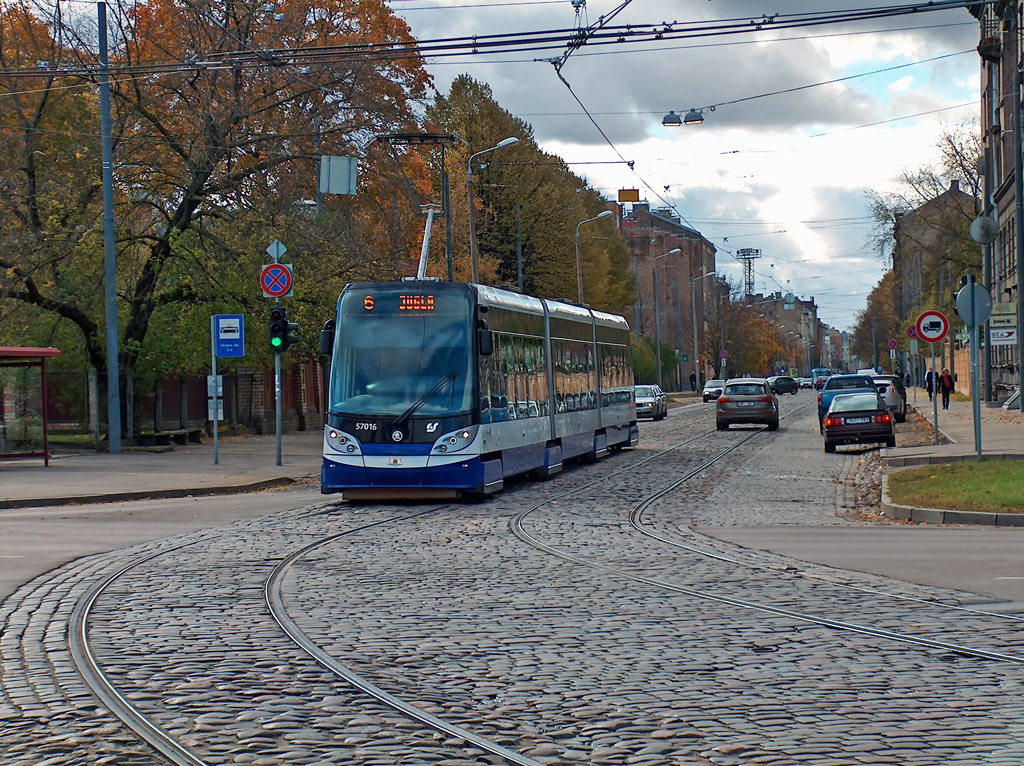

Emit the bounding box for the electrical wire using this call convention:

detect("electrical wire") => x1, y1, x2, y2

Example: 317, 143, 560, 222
0, 0, 992, 78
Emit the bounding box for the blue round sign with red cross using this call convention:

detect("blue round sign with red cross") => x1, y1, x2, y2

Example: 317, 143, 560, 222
260, 263, 293, 298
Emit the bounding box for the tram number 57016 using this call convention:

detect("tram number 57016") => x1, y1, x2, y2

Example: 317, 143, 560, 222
355, 422, 377, 431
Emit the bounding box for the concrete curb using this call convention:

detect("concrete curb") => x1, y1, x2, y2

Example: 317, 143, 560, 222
884, 452, 1024, 468
879, 473, 1024, 527
0, 477, 299, 511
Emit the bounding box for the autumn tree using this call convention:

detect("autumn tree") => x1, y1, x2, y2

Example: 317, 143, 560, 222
0, 0, 431, 431
865, 119, 982, 324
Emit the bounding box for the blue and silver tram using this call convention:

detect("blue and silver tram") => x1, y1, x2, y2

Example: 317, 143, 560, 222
320, 280, 637, 498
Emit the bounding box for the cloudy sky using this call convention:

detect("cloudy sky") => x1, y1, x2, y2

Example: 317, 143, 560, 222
393, 0, 981, 331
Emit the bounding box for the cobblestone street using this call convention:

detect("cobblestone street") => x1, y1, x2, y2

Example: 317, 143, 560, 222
2, 395, 1024, 765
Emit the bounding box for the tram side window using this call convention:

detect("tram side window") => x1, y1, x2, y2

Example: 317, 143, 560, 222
552, 339, 594, 412
599, 343, 629, 405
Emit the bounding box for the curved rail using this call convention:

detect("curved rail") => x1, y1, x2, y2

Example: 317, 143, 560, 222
510, 427, 1024, 665
264, 507, 546, 766
69, 543, 211, 766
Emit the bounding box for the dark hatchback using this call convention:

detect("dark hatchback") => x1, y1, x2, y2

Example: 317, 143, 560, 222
822, 392, 895, 453
767, 375, 799, 395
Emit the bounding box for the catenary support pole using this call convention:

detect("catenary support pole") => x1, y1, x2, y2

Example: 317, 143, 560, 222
98, 2, 120, 453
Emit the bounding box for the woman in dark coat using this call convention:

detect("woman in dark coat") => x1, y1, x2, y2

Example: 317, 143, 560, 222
939, 368, 954, 410
925, 369, 934, 401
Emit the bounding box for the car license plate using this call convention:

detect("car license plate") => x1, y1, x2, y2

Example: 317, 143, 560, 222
845, 416, 870, 424
737, 402, 756, 407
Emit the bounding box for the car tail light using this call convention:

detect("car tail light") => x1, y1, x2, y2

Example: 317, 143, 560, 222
717, 396, 731, 403
874, 412, 892, 424
758, 396, 774, 403
824, 416, 841, 427
817, 393, 822, 404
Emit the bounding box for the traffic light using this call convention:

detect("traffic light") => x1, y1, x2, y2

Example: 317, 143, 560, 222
269, 306, 299, 353
269, 306, 287, 352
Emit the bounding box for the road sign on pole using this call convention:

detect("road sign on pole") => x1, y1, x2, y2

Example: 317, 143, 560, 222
907, 325, 918, 339
261, 263, 294, 298
266, 239, 287, 261
214, 314, 244, 358
887, 338, 898, 350
915, 310, 949, 344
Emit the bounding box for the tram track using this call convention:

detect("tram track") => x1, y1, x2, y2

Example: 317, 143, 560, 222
59, 403, 778, 761
511, 407, 1024, 665
63, 413, 739, 765
63, 398, 1021, 766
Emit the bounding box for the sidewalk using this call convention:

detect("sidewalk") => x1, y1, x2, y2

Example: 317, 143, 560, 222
0, 431, 324, 509
884, 386, 1024, 467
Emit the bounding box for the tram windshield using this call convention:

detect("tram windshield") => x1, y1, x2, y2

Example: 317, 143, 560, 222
329, 286, 475, 418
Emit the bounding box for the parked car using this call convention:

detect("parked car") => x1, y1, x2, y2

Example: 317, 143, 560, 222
702, 379, 726, 403
716, 378, 779, 431
871, 374, 907, 423
767, 375, 799, 395
817, 374, 877, 432
634, 384, 668, 420
822, 392, 895, 452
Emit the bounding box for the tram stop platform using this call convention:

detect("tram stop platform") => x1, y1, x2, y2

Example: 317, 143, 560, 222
0, 431, 324, 510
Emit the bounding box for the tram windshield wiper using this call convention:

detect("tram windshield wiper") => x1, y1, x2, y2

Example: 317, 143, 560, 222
392, 372, 457, 429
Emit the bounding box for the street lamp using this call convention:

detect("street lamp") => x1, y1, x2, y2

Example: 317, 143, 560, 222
652, 248, 681, 389
468, 136, 519, 283
662, 108, 707, 126
691, 270, 718, 388
574, 209, 614, 304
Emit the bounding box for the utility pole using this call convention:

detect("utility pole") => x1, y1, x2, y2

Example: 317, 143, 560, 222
98, 2, 121, 453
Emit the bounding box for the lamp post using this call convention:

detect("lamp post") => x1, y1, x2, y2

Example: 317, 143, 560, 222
468, 137, 518, 283
691, 270, 717, 389
652, 248, 681, 389
574, 209, 614, 304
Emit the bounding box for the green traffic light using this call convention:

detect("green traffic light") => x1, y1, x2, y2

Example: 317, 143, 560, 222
271, 336, 283, 347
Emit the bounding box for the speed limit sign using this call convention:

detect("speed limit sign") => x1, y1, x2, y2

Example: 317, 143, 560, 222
915, 310, 949, 344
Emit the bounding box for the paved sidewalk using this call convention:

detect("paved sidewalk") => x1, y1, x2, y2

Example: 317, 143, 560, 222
884, 386, 1024, 466
0, 431, 323, 509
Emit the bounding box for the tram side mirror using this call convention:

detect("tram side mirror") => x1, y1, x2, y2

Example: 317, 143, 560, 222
478, 319, 494, 356
319, 319, 335, 357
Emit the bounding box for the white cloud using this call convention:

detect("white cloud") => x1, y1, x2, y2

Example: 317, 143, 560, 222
398, 1, 982, 331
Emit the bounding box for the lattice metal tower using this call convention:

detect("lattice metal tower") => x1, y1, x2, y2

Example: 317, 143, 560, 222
736, 248, 762, 297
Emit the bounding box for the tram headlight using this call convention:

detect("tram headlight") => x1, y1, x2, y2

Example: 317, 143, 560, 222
433, 425, 478, 454
325, 426, 360, 455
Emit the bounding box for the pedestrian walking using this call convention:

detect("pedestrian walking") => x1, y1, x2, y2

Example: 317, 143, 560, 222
689, 371, 697, 392
939, 368, 954, 410
925, 369, 934, 401
904, 370, 911, 388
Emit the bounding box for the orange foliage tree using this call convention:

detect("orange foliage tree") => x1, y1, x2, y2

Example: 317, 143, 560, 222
0, 0, 431, 403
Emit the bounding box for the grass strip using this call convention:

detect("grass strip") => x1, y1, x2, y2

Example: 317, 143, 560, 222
888, 459, 1024, 513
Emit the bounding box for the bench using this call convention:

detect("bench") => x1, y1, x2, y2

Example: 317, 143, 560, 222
137, 428, 204, 447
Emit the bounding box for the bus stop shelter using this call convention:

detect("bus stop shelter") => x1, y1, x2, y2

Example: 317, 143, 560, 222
0, 346, 61, 466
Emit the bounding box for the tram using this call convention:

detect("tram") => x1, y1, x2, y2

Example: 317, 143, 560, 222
320, 280, 637, 499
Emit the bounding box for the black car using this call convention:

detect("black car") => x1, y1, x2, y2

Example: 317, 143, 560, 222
822, 392, 895, 453
767, 375, 799, 395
